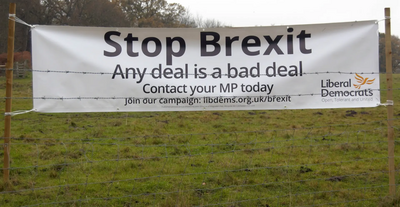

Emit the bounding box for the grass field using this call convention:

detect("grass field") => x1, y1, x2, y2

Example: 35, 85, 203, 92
0, 73, 400, 206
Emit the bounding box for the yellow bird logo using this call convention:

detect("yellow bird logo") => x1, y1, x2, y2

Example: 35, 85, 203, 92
353, 73, 375, 89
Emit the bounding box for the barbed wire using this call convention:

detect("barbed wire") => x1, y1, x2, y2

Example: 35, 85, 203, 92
0, 89, 389, 100
0, 87, 397, 102
7, 112, 399, 127
0, 68, 384, 76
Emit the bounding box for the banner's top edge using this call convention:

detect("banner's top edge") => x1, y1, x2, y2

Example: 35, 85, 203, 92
31, 19, 378, 30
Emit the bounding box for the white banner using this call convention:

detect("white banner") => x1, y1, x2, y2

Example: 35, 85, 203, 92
31, 21, 380, 112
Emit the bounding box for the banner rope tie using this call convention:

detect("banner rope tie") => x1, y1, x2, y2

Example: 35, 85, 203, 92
4, 109, 36, 117
8, 14, 33, 28
378, 100, 394, 107
377, 17, 391, 23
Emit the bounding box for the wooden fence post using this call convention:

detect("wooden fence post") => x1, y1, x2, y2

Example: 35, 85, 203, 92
384, 7, 396, 198
3, 3, 16, 183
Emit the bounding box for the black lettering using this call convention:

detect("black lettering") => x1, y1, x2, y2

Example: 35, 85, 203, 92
201, 32, 221, 56
226, 36, 239, 56
124, 33, 139, 57
297, 30, 312, 54
104, 31, 121, 57
242, 36, 260, 56
263, 35, 284, 55
287, 27, 294, 54
166, 37, 185, 65
112, 64, 125, 79
142, 37, 162, 57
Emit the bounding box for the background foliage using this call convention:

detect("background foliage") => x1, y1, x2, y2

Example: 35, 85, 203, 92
0, 0, 224, 53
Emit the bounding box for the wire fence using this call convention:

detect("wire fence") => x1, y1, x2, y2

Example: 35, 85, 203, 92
1, 6, 398, 206
1, 98, 399, 206
0, 67, 399, 206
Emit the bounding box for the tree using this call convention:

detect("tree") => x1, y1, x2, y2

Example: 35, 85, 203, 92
0, 0, 10, 52
0, 0, 130, 52
379, 33, 400, 73
0, 0, 226, 53
195, 16, 226, 28
177, 12, 227, 29
33, 0, 128, 27
119, 0, 189, 27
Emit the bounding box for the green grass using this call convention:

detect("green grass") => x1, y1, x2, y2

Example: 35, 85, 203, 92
0, 73, 400, 206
